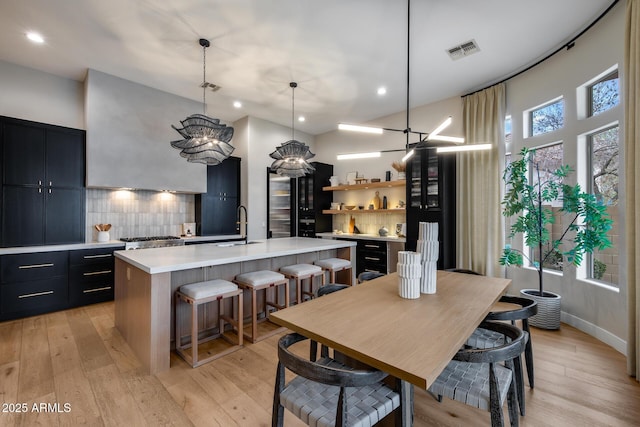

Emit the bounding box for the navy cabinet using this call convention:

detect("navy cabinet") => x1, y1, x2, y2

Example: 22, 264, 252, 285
195, 156, 241, 236
1, 116, 85, 247
69, 247, 115, 307
297, 162, 333, 238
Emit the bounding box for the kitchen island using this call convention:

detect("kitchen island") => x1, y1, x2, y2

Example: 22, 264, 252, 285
113, 237, 356, 374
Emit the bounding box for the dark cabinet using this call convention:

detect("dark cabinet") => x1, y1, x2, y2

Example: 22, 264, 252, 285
1, 116, 85, 247
69, 248, 115, 307
195, 156, 241, 236
405, 147, 456, 269
297, 162, 333, 237
356, 239, 387, 276
0, 251, 69, 319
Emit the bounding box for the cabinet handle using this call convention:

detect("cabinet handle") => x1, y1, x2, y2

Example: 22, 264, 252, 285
18, 290, 54, 299
83, 254, 112, 259
49, 188, 52, 194
364, 244, 380, 248
38, 180, 42, 186
83, 270, 112, 276
18, 263, 54, 269
364, 256, 381, 261
83, 286, 112, 294
49, 181, 52, 186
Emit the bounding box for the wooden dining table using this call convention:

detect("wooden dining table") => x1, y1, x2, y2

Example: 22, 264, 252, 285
269, 270, 511, 425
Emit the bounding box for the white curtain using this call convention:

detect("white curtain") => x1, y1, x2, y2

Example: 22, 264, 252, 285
457, 83, 506, 276
625, 0, 640, 381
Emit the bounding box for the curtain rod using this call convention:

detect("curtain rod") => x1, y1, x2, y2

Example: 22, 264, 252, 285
462, 0, 619, 98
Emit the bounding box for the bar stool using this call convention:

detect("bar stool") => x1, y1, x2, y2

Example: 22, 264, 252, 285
279, 263, 325, 304
314, 258, 352, 284
175, 279, 243, 368
234, 270, 289, 343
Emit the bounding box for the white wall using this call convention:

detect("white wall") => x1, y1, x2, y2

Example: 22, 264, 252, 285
505, 1, 626, 352
0, 60, 83, 129
234, 116, 315, 240
85, 69, 208, 193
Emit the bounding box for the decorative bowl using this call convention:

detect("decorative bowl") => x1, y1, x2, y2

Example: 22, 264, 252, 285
344, 205, 356, 210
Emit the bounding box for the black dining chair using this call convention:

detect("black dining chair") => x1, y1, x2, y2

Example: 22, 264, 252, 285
447, 268, 537, 416
357, 271, 385, 283
429, 321, 525, 427
272, 332, 405, 427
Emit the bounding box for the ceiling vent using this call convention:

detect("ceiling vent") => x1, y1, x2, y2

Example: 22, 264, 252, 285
200, 82, 221, 92
447, 39, 480, 60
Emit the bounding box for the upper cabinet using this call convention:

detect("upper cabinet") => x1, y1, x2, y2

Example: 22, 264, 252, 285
1, 116, 85, 247
297, 162, 333, 238
195, 156, 241, 236
405, 147, 456, 269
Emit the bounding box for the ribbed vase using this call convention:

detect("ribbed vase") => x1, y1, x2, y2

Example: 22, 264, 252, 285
520, 289, 561, 330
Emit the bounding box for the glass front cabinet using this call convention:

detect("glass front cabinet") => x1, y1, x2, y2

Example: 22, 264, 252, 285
405, 146, 456, 269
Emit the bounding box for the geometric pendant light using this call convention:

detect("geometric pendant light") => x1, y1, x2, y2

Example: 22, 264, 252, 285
171, 38, 235, 165
269, 82, 315, 178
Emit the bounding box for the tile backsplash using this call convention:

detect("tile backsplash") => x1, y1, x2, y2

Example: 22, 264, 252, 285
85, 189, 195, 242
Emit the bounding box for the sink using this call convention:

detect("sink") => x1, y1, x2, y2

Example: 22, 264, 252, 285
216, 241, 262, 247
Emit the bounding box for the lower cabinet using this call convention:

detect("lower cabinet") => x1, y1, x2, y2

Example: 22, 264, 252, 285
354, 239, 404, 276
69, 247, 115, 307
0, 247, 118, 321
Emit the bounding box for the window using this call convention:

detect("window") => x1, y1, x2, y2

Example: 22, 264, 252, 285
530, 143, 564, 272
587, 126, 619, 284
589, 70, 619, 116
531, 99, 564, 136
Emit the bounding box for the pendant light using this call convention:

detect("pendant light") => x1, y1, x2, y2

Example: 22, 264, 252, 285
269, 82, 315, 178
171, 38, 235, 165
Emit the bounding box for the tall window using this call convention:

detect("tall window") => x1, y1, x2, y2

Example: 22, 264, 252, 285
589, 70, 619, 116
531, 99, 564, 136
530, 143, 564, 272
587, 126, 619, 284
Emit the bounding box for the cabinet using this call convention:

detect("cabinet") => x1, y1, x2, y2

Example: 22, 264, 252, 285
405, 147, 456, 269
1, 116, 85, 247
0, 251, 69, 320
69, 247, 115, 307
357, 239, 388, 275
297, 162, 333, 237
195, 156, 241, 235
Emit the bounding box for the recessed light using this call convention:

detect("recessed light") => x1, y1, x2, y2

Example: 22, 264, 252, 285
377, 87, 387, 96
233, 101, 242, 108
298, 116, 305, 122
26, 32, 44, 44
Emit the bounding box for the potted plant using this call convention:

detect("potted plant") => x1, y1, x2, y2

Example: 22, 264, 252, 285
500, 147, 613, 329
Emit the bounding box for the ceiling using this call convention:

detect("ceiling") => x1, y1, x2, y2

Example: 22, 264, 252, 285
0, 0, 613, 135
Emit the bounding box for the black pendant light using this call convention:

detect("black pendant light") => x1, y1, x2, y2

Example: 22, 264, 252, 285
269, 82, 315, 178
171, 38, 235, 165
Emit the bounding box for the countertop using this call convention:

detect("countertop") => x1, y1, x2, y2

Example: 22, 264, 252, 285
114, 237, 357, 274
0, 234, 244, 255
317, 232, 406, 243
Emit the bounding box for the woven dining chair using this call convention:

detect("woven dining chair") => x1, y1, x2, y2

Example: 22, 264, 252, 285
429, 321, 526, 427
272, 332, 405, 427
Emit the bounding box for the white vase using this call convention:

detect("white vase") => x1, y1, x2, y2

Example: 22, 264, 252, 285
97, 231, 110, 242
398, 277, 420, 299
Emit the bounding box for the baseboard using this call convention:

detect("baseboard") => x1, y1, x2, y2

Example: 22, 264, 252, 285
561, 311, 627, 355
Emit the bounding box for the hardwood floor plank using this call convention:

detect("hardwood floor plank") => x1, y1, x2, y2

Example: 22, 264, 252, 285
65, 308, 113, 372
17, 316, 54, 402
0, 319, 22, 365
0, 361, 20, 426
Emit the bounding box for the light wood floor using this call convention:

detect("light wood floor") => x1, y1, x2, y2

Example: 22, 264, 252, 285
1, 301, 638, 426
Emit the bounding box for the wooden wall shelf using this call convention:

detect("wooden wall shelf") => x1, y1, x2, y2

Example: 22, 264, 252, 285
322, 180, 405, 192
322, 209, 406, 215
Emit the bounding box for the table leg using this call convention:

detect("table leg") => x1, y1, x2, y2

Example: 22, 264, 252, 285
396, 379, 414, 426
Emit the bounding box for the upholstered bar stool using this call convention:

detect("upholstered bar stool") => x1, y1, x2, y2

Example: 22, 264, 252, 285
175, 279, 243, 368
234, 270, 289, 343
314, 257, 352, 284
279, 263, 325, 304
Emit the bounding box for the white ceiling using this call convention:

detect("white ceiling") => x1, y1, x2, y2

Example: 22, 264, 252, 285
0, 0, 613, 135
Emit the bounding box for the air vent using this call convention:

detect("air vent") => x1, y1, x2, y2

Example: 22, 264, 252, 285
200, 82, 221, 92
447, 39, 480, 61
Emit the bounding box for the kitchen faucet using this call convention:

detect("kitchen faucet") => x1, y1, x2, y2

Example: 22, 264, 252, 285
236, 205, 248, 244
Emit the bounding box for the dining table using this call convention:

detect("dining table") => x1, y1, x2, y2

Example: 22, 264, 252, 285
269, 270, 512, 426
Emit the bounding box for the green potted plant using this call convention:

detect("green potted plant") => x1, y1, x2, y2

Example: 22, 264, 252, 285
500, 147, 613, 329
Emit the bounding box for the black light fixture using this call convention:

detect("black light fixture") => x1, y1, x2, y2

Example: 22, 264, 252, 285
269, 82, 316, 178
171, 38, 235, 165
337, 0, 490, 160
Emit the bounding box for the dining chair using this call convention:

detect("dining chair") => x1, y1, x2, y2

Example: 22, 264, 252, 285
357, 271, 385, 283
429, 321, 525, 427
272, 332, 405, 427
447, 269, 537, 391
310, 283, 349, 362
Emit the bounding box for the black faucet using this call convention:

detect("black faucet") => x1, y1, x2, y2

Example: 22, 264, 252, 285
236, 205, 248, 244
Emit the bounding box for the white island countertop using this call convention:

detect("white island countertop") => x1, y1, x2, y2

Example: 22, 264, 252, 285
114, 237, 357, 274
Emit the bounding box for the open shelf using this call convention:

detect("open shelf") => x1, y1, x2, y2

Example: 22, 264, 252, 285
322, 180, 405, 191
322, 209, 406, 215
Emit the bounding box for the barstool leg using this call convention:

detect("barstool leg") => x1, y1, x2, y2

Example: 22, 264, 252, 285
191, 299, 199, 367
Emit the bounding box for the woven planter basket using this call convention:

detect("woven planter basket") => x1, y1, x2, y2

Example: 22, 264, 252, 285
520, 289, 561, 330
